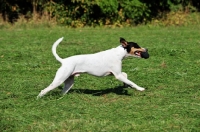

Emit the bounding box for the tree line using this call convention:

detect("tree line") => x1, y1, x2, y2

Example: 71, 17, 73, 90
0, 0, 199, 26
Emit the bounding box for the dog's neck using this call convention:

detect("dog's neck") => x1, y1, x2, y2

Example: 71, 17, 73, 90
115, 45, 129, 60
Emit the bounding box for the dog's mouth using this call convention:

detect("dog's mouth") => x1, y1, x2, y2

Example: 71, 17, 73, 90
134, 50, 149, 59
134, 51, 142, 57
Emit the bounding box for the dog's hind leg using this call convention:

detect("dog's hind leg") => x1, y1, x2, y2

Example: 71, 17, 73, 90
37, 81, 63, 99
37, 67, 72, 98
62, 75, 74, 95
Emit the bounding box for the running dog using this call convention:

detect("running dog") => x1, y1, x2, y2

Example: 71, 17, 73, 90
37, 37, 149, 98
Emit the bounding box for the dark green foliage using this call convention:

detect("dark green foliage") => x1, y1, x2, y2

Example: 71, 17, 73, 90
0, 0, 199, 26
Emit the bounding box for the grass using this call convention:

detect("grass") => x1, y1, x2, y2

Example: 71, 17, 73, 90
0, 25, 200, 131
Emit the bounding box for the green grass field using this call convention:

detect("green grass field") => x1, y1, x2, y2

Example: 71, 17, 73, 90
1, 26, 200, 131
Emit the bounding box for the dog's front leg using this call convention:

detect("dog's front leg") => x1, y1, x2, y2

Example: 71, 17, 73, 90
115, 73, 145, 91
122, 72, 129, 87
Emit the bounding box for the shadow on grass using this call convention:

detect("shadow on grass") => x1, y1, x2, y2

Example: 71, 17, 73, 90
68, 86, 131, 96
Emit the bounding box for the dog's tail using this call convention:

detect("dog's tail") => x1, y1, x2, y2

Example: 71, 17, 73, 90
52, 37, 64, 63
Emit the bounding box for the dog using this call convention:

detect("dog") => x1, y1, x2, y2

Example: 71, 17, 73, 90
37, 37, 149, 98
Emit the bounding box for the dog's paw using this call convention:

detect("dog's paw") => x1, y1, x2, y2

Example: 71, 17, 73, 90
37, 90, 45, 99
36, 95, 41, 100
37, 94, 43, 99
137, 87, 145, 91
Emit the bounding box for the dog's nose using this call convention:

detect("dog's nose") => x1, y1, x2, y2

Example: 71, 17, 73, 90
141, 52, 149, 59
141, 48, 149, 59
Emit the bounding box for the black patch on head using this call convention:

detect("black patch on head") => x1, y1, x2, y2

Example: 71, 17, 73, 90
127, 42, 141, 48
125, 42, 141, 53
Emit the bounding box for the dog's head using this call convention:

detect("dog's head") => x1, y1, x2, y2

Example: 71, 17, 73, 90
120, 37, 149, 59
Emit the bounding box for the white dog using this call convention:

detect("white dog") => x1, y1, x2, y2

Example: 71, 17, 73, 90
37, 37, 149, 98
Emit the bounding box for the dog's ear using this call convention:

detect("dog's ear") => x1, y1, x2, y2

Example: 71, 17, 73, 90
120, 37, 128, 47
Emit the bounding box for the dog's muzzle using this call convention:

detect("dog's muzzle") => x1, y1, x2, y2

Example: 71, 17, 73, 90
141, 48, 149, 59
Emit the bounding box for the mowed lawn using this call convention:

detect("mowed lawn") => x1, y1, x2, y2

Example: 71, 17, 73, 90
0, 26, 200, 131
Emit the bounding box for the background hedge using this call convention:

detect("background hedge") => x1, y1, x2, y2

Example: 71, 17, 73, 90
0, 0, 199, 26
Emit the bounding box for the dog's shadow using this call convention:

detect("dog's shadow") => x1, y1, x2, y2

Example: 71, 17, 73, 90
66, 85, 131, 96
